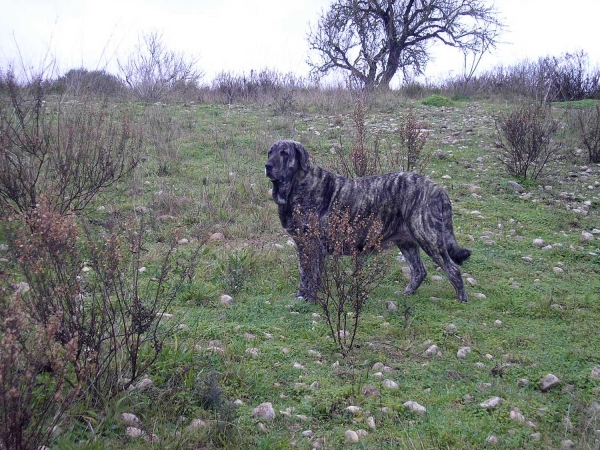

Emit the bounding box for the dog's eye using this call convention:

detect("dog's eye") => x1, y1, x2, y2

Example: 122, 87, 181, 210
280, 150, 288, 157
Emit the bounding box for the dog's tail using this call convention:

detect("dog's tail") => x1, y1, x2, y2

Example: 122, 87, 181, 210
440, 191, 471, 265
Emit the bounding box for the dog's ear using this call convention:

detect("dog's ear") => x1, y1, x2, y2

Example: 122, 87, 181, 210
293, 141, 310, 171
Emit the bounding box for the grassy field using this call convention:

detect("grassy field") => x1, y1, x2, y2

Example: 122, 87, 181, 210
5, 93, 600, 449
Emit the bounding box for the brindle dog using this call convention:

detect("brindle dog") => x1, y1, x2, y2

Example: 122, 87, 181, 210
265, 140, 471, 302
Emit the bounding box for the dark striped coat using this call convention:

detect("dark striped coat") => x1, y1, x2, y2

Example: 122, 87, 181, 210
265, 140, 471, 302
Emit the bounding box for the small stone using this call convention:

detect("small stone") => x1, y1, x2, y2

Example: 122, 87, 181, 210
457, 347, 471, 359
494, 319, 502, 326
386, 301, 398, 311
508, 181, 525, 193
293, 362, 305, 370
345, 430, 359, 443
126, 427, 144, 438
530, 432, 541, 441
466, 277, 477, 285
581, 231, 594, 242
401, 266, 411, 280
257, 422, 268, 432
372, 362, 385, 371
486, 435, 500, 444
178, 238, 189, 245
542, 245, 553, 250
517, 378, 530, 388
220, 294, 233, 307
346, 406, 362, 414
509, 407, 525, 422
539, 373, 561, 392
591, 366, 600, 379
467, 184, 481, 193
188, 418, 207, 430
561, 440, 575, 449
121, 413, 141, 427
252, 402, 275, 421
382, 379, 399, 390
473, 293, 487, 299
404, 401, 426, 415
442, 174, 452, 179
361, 385, 381, 397
553, 267, 564, 274
533, 238, 545, 246
302, 430, 314, 438
424, 344, 440, 357
245, 348, 259, 358
209, 232, 225, 241
136, 377, 153, 390
480, 397, 503, 409
366, 416, 376, 429
447, 324, 457, 332
432, 275, 444, 282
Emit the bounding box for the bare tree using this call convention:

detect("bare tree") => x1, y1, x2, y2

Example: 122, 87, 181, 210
118, 31, 203, 101
307, 0, 502, 90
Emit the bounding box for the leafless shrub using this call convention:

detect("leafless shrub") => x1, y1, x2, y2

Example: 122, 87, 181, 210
574, 104, 600, 163
333, 99, 381, 178
494, 104, 562, 179
393, 111, 430, 173
4, 197, 201, 402
0, 71, 141, 215
0, 281, 81, 450
295, 205, 387, 355
118, 31, 203, 102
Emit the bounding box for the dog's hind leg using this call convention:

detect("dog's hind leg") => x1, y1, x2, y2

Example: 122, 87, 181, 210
396, 241, 427, 295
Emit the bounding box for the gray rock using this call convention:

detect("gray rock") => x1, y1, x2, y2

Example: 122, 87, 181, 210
592, 366, 600, 379
480, 397, 503, 409
539, 373, 561, 392
457, 347, 472, 359
252, 402, 275, 421
345, 430, 359, 443
404, 400, 426, 415
508, 181, 525, 193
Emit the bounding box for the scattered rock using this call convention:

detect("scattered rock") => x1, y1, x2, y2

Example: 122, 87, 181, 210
485, 435, 500, 444
188, 418, 207, 430
533, 238, 545, 247
591, 366, 600, 379
386, 301, 398, 311
517, 378, 530, 388
220, 294, 233, 307
121, 413, 141, 427
480, 397, 503, 409
382, 379, 399, 390
561, 440, 575, 449
302, 430, 314, 438
346, 406, 362, 414
530, 432, 541, 441
126, 427, 144, 438
457, 347, 471, 359
508, 181, 525, 193
345, 430, 359, 443
245, 348, 259, 358
424, 344, 441, 357
135, 206, 151, 214
252, 402, 275, 421
473, 293, 487, 299
539, 373, 561, 392
366, 416, 376, 429
466, 277, 477, 285
404, 400, 426, 415
209, 232, 225, 241
581, 231, 594, 242
136, 377, 153, 390
361, 385, 381, 397
509, 407, 525, 422
178, 238, 189, 245
293, 362, 305, 370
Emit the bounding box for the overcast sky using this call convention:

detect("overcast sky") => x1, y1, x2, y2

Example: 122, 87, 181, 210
1, 0, 599, 84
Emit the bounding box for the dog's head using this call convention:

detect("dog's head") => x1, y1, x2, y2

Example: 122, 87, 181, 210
265, 140, 309, 205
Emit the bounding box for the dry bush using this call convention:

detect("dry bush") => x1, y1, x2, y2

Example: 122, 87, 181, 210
142, 105, 184, 176
575, 104, 600, 163
294, 205, 387, 355
332, 99, 381, 178
393, 111, 430, 173
494, 104, 562, 179
0, 283, 81, 450
118, 31, 203, 102
0, 71, 141, 215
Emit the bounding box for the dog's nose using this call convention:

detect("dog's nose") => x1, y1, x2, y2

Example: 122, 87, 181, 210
265, 162, 273, 174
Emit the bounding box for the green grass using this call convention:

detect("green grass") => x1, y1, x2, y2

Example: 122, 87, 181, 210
421, 94, 454, 107
5, 94, 600, 449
